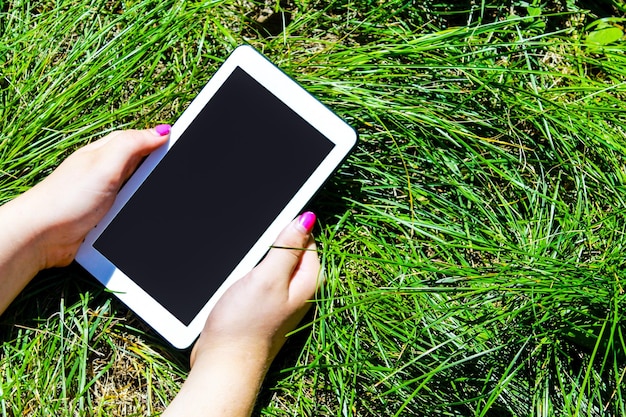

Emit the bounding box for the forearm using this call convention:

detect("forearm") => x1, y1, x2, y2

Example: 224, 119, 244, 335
163, 346, 269, 417
0, 195, 46, 315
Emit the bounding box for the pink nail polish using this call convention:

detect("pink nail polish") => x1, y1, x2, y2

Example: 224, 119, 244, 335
298, 211, 316, 233
155, 124, 171, 136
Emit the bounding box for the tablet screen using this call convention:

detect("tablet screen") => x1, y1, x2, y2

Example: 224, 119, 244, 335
94, 66, 334, 325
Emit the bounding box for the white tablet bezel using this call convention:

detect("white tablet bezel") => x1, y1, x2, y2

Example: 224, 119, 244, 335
76, 45, 357, 349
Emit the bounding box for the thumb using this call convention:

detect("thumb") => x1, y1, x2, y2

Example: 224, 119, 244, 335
255, 212, 317, 286
106, 126, 170, 159
100, 126, 170, 185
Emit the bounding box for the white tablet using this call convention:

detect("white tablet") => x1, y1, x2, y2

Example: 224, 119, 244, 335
75, 45, 357, 349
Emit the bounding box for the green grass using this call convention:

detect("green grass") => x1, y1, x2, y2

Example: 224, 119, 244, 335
2, 0, 626, 416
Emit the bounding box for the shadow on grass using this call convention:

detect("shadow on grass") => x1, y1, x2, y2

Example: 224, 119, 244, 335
254, 308, 316, 414
0, 263, 190, 369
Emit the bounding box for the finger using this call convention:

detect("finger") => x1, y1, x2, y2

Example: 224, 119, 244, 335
100, 126, 170, 183
255, 212, 317, 287
288, 236, 321, 304
81, 124, 169, 151
106, 126, 170, 158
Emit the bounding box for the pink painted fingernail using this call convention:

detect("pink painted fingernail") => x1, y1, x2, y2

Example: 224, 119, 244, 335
298, 211, 316, 233
155, 124, 171, 136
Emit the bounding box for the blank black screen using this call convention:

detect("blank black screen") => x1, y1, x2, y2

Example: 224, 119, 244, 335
94, 67, 334, 325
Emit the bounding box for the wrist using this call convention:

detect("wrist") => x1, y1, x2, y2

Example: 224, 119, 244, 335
0, 194, 48, 272
0, 195, 50, 314
192, 337, 273, 372
163, 343, 270, 417
13, 182, 83, 269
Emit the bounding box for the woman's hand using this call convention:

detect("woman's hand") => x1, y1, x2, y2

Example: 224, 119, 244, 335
0, 126, 170, 314
19, 126, 170, 269
192, 211, 321, 366
164, 212, 322, 417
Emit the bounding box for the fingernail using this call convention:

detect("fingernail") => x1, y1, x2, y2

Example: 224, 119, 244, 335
155, 124, 171, 136
298, 211, 316, 233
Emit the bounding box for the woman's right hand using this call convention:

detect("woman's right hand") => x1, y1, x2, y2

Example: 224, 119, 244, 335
163, 212, 321, 417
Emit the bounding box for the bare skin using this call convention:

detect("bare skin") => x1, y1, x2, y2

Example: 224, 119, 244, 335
0, 127, 321, 416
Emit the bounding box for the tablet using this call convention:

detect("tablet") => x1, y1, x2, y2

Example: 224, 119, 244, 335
75, 45, 357, 349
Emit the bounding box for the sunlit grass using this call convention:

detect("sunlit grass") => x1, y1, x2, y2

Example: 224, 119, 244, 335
1, 0, 626, 416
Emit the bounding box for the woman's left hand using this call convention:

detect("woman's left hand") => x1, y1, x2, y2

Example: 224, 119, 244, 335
20, 127, 170, 269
